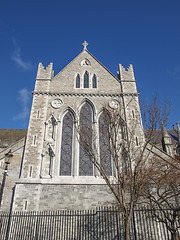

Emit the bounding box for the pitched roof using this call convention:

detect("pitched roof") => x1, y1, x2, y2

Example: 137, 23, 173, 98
0, 129, 27, 148
144, 129, 179, 145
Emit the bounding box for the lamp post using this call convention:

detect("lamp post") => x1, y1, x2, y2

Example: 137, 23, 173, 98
0, 150, 13, 208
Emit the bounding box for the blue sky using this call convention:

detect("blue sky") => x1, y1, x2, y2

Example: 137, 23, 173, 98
0, 0, 180, 129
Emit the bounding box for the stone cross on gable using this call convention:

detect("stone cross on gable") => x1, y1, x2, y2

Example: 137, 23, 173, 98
82, 41, 88, 50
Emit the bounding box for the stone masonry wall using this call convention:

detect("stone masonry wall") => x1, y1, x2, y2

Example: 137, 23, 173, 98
13, 184, 114, 211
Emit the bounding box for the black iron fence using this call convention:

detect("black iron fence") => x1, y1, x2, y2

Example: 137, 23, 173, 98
0, 206, 180, 240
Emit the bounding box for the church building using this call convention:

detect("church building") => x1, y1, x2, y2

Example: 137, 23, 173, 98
0, 42, 179, 212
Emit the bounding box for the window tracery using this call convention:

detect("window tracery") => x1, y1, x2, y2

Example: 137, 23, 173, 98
99, 111, 112, 176
60, 112, 73, 176
57, 103, 115, 179
79, 102, 93, 176
81, 58, 91, 66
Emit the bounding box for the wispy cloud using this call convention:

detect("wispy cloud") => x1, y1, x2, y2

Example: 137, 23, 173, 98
13, 88, 31, 121
167, 64, 180, 78
12, 37, 33, 71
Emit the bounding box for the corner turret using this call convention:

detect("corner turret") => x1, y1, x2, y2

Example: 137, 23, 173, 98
118, 64, 135, 81
173, 122, 180, 142
36, 63, 54, 80
117, 64, 137, 94
35, 62, 54, 92
173, 122, 180, 156
162, 123, 173, 156
117, 64, 145, 151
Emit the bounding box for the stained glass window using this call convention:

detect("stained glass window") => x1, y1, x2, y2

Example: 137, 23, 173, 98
76, 74, 80, 88
84, 71, 89, 88
60, 112, 73, 176
99, 111, 112, 176
92, 74, 97, 88
79, 102, 93, 176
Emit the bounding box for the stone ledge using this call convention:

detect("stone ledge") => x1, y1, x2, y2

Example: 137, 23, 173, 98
15, 176, 116, 185
32, 91, 139, 97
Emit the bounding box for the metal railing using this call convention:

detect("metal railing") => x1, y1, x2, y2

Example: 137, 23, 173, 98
0, 206, 179, 240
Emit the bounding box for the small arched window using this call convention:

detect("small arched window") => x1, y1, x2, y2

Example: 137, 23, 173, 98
92, 74, 97, 88
132, 110, 135, 118
37, 110, 40, 118
76, 74, 80, 88
29, 166, 33, 177
136, 137, 138, 146
84, 71, 89, 88
33, 136, 36, 145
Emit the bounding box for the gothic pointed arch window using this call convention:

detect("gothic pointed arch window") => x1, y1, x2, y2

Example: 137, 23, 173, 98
92, 74, 97, 88
84, 71, 89, 88
60, 111, 74, 176
99, 110, 112, 176
79, 102, 93, 176
76, 74, 80, 88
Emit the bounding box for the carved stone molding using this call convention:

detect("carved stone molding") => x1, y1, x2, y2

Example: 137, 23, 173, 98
33, 91, 139, 98
81, 58, 91, 66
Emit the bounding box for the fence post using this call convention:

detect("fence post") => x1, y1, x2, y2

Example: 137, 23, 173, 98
133, 210, 137, 240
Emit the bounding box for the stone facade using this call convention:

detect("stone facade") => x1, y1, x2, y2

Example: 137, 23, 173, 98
1, 43, 179, 211
12, 44, 145, 211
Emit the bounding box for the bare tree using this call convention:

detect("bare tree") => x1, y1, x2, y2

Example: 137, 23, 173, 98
76, 94, 172, 240
141, 95, 180, 239
141, 93, 171, 143
141, 152, 180, 240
